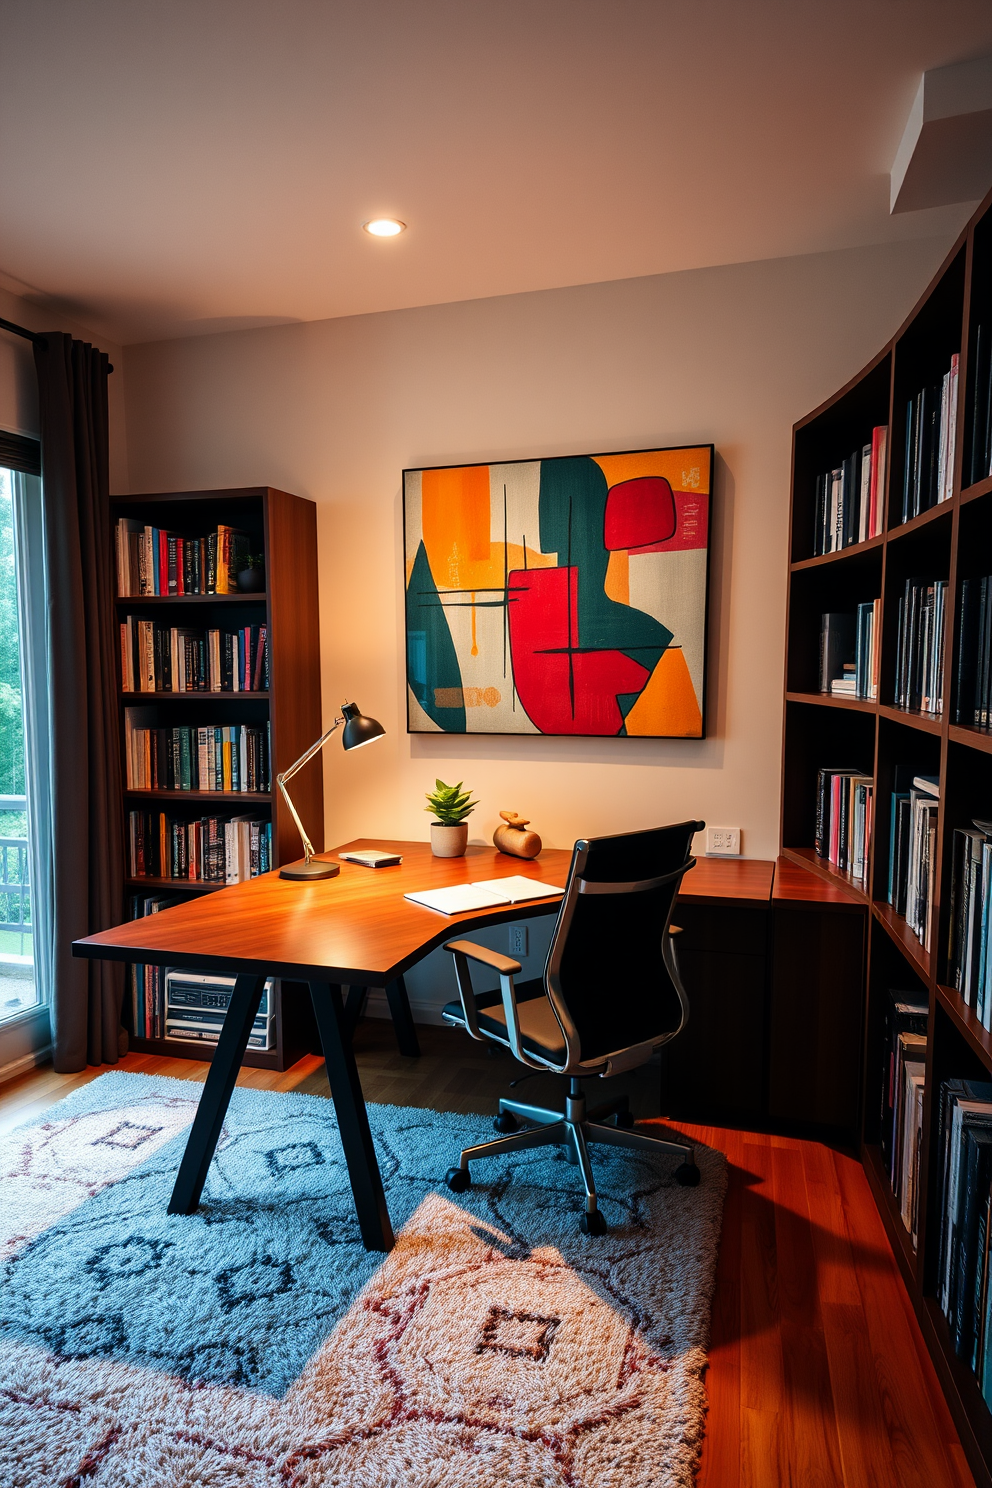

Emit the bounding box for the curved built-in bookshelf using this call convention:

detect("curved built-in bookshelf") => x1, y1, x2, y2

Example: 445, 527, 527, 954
783, 185, 992, 1486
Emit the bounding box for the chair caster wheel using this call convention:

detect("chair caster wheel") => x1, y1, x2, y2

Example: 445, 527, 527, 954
614, 1109, 635, 1128
580, 1210, 608, 1236
494, 1111, 519, 1133
445, 1166, 471, 1193
674, 1162, 701, 1187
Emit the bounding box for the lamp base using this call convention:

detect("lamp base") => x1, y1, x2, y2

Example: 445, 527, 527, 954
279, 859, 341, 881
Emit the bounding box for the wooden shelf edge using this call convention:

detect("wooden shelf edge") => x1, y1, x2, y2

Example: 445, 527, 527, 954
121, 691, 269, 701
871, 900, 931, 981
115, 593, 268, 605
961, 473, 992, 507
127, 1034, 285, 1071
886, 499, 955, 541
949, 724, 992, 756
877, 702, 944, 735
861, 1142, 919, 1281
780, 846, 869, 902
124, 790, 272, 803
126, 876, 223, 895
789, 534, 884, 571
785, 691, 877, 714
935, 982, 992, 1069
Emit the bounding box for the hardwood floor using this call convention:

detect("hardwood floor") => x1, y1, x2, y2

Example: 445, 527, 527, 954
0, 1020, 976, 1488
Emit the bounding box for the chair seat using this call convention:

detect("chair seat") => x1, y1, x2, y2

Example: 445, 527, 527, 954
442, 993, 567, 1063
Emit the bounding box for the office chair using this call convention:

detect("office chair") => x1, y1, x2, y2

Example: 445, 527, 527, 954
441, 820, 704, 1234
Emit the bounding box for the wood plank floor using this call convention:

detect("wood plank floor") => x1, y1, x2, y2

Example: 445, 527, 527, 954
0, 1020, 976, 1488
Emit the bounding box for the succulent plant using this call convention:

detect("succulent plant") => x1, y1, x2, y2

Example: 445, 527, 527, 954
425, 779, 477, 825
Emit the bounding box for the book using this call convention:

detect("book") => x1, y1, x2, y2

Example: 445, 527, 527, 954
819, 612, 856, 693
339, 850, 404, 867
404, 876, 565, 915
814, 767, 872, 880
880, 990, 928, 1180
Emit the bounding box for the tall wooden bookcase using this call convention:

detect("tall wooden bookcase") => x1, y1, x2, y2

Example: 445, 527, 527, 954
111, 486, 323, 1072
783, 186, 992, 1486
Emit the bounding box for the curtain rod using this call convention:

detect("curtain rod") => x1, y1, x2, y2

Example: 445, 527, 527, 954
0, 315, 114, 373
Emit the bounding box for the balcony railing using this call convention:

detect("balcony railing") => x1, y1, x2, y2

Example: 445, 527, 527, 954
0, 796, 30, 952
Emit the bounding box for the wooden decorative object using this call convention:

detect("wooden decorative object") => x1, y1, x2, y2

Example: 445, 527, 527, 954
493, 811, 542, 859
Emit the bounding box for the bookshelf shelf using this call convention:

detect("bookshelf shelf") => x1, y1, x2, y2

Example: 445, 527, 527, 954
876, 703, 944, 735
784, 690, 876, 713
121, 691, 270, 700
126, 876, 220, 895
949, 724, 992, 756
124, 789, 273, 803
789, 533, 885, 572
115, 593, 268, 606
113, 486, 322, 1075
784, 185, 992, 1488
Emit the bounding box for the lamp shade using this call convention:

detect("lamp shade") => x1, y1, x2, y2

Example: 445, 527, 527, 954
341, 701, 386, 750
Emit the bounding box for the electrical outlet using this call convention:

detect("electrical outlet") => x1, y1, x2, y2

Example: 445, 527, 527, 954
705, 826, 741, 856
508, 924, 528, 956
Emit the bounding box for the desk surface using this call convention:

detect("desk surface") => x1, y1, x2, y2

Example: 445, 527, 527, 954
73, 840, 860, 984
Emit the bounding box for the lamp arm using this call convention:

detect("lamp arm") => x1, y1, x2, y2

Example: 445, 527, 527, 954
275, 717, 342, 867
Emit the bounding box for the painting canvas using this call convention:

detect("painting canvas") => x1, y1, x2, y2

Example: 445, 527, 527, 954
403, 445, 712, 737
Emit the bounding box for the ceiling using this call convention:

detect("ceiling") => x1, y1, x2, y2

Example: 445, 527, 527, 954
2, 0, 991, 346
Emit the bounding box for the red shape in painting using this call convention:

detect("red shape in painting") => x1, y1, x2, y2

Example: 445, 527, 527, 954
603, 477, 676, 551
508, 567, 649, 735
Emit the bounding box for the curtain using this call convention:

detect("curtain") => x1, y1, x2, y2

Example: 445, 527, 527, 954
12, 472, 53, 1035
33, 335, 124, 1071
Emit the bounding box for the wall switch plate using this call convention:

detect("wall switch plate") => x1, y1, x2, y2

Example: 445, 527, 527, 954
508, 924, 528, 956
705, 826, 741, 856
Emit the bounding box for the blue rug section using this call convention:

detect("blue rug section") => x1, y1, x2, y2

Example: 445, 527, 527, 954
1, 1072, 694, 1397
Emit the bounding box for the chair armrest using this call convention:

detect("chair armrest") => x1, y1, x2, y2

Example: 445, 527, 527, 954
443, 939, 522, 975
443, 938, 543, 1070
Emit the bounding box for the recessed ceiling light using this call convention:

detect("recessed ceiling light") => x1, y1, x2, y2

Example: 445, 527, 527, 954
363, 218, 406, 237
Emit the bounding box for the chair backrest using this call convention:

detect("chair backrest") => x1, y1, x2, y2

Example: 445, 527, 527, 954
544, 821, 704, 1066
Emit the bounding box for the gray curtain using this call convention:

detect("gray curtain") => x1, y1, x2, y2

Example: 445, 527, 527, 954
33, 334, 124, 1071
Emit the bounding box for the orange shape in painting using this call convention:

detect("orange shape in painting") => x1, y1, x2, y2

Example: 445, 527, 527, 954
420, 465, 553, 590
604, 549, 629, 605
624, 647, 702, 737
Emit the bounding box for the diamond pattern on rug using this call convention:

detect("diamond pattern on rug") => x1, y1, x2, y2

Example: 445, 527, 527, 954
0, 1071, 726, 1488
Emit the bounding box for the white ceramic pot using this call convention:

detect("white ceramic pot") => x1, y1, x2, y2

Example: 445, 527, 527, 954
431, 822, 469, 858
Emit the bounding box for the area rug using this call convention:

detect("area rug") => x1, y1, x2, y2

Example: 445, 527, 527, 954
0, 1071, 726, 1487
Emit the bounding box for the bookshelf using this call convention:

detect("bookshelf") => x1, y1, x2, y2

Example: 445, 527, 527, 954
111, 486, 323, 1072
783, 186, 992, 1487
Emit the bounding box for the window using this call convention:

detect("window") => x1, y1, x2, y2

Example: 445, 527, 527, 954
0, 467, 33, 1024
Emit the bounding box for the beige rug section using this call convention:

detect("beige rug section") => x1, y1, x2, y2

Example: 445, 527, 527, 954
0, 1075, 727, 1487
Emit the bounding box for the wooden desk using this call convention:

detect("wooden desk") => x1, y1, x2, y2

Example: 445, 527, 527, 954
74, 840, 582, 1253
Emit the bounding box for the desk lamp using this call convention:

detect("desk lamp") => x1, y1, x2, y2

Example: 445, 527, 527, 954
277, 701, 385, 880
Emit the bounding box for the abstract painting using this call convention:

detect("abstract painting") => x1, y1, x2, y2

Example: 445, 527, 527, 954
403, 446, 712, 737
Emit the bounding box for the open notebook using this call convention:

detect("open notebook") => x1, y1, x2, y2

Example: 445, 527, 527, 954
403, 875, 566, 916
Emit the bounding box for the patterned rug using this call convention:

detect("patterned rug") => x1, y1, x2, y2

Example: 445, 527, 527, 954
0, 1071, 726, 1487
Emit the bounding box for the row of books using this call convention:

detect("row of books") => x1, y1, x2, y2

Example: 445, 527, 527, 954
901, 355, 959, 522
127, 810, 273, 882
955, 576, 992, 729
881, 987, 928, 1249
124, 716, 271, 793
127, 893, 182, 1039
129, 958, 275, 1050
893, 577, 947, 714
948, 821, 992, 1027
814, 767, 873, 883
120, 618, 269, 693
818, 603, 880, 698
888, 772, 940, 950
811, 426, 887, 555
967, 324, 992, 489
116, 518, 253, 596
935, 1077, 992, 1403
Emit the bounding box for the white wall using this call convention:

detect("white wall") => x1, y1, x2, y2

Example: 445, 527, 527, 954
0, 286, 127, 489
122, 237, 952, 883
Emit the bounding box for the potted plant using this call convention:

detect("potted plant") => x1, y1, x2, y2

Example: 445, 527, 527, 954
236, 552, 265, 593
425, 779, 477, 858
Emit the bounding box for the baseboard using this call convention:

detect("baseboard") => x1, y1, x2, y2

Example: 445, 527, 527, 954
0, 1044, 52, 1086
364, 990, 448, 1027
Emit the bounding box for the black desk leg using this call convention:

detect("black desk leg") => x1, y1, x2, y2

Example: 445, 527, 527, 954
342, 984, 368, 1037
167, 973, 266, 1215
309, 981, 394, 1252
385, 976, 420, 1058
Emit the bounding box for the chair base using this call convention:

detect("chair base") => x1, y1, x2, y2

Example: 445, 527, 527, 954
444, 1080, 697, 1232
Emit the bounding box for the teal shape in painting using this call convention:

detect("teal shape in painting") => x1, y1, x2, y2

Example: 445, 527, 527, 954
406, 541, 466, 732
537, 457, 673, 674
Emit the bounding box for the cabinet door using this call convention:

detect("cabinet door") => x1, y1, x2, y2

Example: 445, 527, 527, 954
768, 905, 865, 1130
662, 905, 768, 1119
